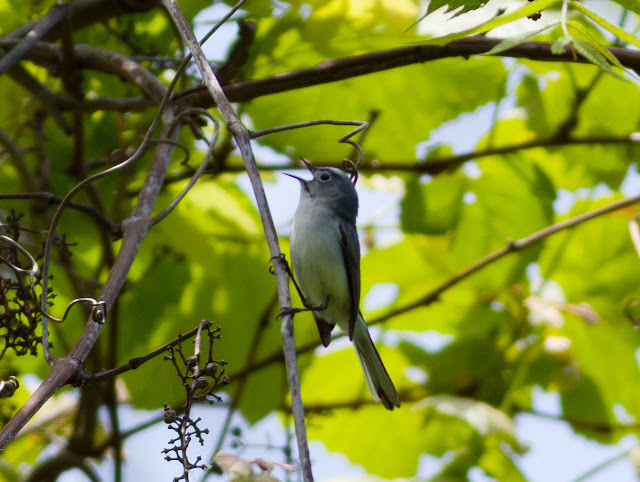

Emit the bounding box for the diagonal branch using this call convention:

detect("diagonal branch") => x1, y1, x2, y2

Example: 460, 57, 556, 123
82, 321, 213, 384
181, 36, 640, 107
226, 192, 640, 383
0, 121, 182, 451
0, 192, 121, 235
5, 0, 158, 43
161, 1, 314, 480
374, 193, 640, 323
0, 2, 68, 75
9, 36, 640, 117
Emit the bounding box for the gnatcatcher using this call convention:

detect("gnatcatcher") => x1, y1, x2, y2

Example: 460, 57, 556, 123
286, 159, 401, 410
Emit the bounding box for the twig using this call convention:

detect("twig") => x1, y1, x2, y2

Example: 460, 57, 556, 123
25, 450, 101, 482
84, 321, 213, 384
179, 36, 640, 106
251, 120, 368, 171
570, 447, 637, 482
0, 122, 182, 451
374, 193, 640, 323
0, 192, 121, 235
0, 126, 37, 191
161, 1, 314, 480
0, 2, 68, 75
149, 109, 219, 226
4, 0, 157, 43
153, 133, 640, 192
227, 192, 640, 382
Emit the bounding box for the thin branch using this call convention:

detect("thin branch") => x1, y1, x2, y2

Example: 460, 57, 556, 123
7, 35, 640, 117
0, 51, 71, 133
161, 1, 314, 480
84, 321, 213, 384
521, 407, 640, 432
373, 193, 640, 324
0, 126, 38, 191
227, 192, 640, 383
296, 395, 640, 437
25, 450, 101, 482
570, 448, 637, 482
57, 95, 153, 113
0, 192, 121, 235
0, 122, 182, 450
149, 110, 219, 226
0, 2, 68, 75
4, 0, 157, 42
180, 36, 640, 106
152, 133, 640, 193
251, 120, 368, 172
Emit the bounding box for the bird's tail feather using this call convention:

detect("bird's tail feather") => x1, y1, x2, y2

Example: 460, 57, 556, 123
353, 315, 401, 410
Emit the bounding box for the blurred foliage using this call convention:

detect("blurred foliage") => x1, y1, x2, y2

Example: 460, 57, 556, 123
2, 0, 640, 480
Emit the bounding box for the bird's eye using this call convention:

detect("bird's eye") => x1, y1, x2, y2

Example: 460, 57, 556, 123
318, 172, 331, 182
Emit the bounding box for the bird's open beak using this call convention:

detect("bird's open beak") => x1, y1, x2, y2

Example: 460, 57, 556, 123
299, 156, 316, 173
284, 156, 315, 186
284, 172, 310, 194
284, 173, 306, 183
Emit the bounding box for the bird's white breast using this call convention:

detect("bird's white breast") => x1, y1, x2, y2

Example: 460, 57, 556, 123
290, 202, 350, 327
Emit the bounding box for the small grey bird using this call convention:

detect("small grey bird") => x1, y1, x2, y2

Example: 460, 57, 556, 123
286, 159, 401, 410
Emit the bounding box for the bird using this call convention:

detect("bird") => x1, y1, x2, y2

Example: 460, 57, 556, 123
285, 159, 401, 410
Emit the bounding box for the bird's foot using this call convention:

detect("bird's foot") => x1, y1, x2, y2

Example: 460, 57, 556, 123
278, 296, 329, 319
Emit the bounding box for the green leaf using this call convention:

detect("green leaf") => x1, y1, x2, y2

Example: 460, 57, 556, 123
425, 0, 563, 45
414, 395, 522, 479
551, 35, 573, 55
403, 336, 511, 405
416, 395, 517, 440
517, 74, 550, 137
302, 345, 407, 405
178, 0, 210, 22
539, 199, 640, 437
307, 404, 425, 477
571, 1, 640, 50
423, 0, 489, 17
308, 0, 420, 35
246, 5, 423, 78
302, 348, 418, 477
0, 0, 57, 35
479, 438, 528, 481
449, 157, 555, 290
512, 65, 640, 190
485, 23, 558, 56
567, 20, 626, 71
571, 38, 627, 82
400, 172, 467, 235
247, 57, 506, 161
361, 236, 451, 323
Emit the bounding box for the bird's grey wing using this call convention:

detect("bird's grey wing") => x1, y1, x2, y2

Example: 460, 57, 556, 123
295, 274, 334, 348
338, 220, 361, 340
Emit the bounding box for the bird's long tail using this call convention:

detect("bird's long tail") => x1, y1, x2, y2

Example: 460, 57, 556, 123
352, 315, 401, 410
